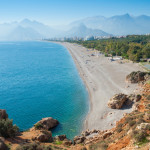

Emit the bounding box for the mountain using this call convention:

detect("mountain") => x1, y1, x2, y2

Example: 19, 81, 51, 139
70, 14, 150, 35
0, 19, 58, 41
64, 23, 111, 37
5, 26, 43, 41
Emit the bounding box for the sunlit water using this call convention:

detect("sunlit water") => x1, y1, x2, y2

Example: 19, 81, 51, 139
0, 41, 89, 139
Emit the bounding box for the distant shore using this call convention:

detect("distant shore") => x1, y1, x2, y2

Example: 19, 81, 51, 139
52, 42, 144, 131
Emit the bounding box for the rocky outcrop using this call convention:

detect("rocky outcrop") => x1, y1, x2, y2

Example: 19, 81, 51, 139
54, 135, 66, 141
32, 130, 53, 142
0, 109, 8, 120
62, 139, 72, 146
0, 138, 8, 150
34, 117, 59, 130
108, 94, 128, 109
101, 131, 112, 139
73, 136, 86, 144
126, 71, 150, 83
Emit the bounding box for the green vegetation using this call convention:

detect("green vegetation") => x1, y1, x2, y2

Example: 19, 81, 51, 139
34, 122, 43, 130
71, 35, 150, 62
0, 119, 19, 138
54, 140, 63, 145
132, 130, 149, 145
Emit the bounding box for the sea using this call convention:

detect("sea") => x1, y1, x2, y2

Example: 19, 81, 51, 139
0, 41, 89, 139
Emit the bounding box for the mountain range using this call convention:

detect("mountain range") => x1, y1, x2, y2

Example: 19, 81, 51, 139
71, 14, 150, 35
0, 14, 150, 40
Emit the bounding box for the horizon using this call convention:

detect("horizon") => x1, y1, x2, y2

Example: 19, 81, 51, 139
0, 0, 150, 26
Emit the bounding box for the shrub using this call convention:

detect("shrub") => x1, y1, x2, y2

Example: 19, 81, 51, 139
132, 130, 147, 143
54, 140, 63, 145
129, 120, 136, 127
116, 127, 122, 133
118, 123, 123, 128
16, 143, 45, 150
125, 117, 133, 123
34, 123, 43, 130
0, 119, 19, 138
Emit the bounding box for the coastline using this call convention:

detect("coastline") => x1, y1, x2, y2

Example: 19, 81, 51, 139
52, 42, 145, 131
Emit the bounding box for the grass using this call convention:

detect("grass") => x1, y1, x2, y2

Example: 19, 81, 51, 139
54, 140, 63, 145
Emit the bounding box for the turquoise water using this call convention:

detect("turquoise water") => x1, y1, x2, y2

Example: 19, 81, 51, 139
0, 41, 89, 139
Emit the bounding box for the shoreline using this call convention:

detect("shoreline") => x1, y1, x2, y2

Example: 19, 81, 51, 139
51, 41, 145, 131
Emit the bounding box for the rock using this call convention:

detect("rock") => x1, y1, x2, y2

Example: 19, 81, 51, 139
137, 123, 150, 130
81, 130, 90, 137
0, 109, 8, 120
62, 139, 72, 146
54, 135, 66, 141
126, 71, 149, 83
73, 136, 86, 144
0, 139, 8, 150
132, 103, 139, 111
37, 130, 53, 142
102, 131, 112, 139
135, 95, 142, 102
108, 93, 128, 109
34, 117, 59, 130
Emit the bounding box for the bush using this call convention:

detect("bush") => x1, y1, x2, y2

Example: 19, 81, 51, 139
16, 143, 44, 150
132, 130, 147, 143
34, 123, 43, 130
116, 127, 122, 133
0, 119, 19, 138
129, 120, 136, 127
125, 117, 133, 123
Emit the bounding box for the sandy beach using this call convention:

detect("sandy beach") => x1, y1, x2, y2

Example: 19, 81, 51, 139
58, 42, 144, 131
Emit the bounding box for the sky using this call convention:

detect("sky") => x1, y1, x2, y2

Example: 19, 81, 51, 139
0, 0, 150, 25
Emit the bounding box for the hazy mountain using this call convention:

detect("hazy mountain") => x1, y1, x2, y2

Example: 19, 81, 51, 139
70, 14, 150, 35
1, 14, 150, 40
64, 24, 111, 37
5, 26, 43, 41
0, 19, 58, 41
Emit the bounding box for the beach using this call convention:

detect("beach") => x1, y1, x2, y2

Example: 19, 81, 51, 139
59, 42, 145, 131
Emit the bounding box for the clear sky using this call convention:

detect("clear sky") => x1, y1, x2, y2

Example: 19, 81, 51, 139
0, 0, 150, 25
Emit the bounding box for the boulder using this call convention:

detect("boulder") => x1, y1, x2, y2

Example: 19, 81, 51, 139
132, 103, 139, 111
73, 136, 86, 144
81, 130, 90, 137
37, 130, 53, 142
0, 109, 8, 120
126, 71, 149, 83
0, 139, 8, 150
54, 135, 66, 141
62, 139, 72, 146
108, 94, 128, 109
34, 117, 59, 130
102, 131, 112, 139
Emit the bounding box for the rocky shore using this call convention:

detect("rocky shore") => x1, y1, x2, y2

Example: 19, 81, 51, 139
0, 71, 149, 150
